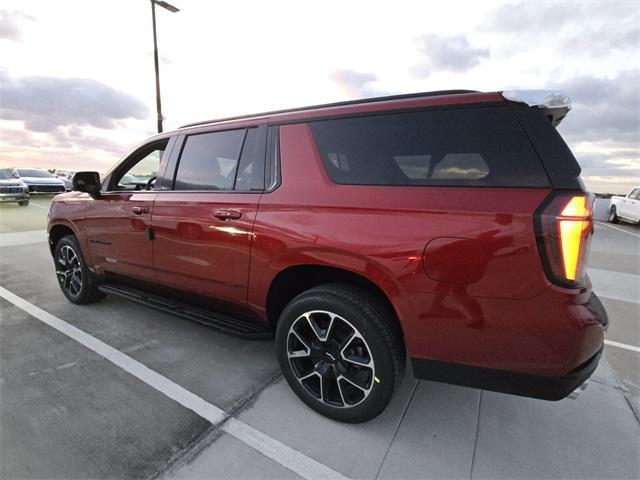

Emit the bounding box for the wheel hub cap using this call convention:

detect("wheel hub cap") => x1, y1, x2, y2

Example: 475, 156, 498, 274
286, 310, 375, 408
56, 245, 82, 296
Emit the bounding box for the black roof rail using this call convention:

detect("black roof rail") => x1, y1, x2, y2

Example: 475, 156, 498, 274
179, 90, 480, 129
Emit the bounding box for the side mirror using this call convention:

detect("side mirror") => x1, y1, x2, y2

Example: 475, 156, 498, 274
73, 171, 101, 195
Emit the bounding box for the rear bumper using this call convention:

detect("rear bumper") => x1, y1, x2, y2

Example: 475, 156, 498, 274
412, 349, 602, 400
408, 291, 608, 400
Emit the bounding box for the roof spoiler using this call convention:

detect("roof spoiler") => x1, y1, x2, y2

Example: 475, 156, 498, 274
501, 90, 571, 127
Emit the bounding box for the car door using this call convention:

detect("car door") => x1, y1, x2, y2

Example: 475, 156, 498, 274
626, 189, 640, 222
617, 188, 635, 220
84, 137, 174, 283
151, 125, 267, 308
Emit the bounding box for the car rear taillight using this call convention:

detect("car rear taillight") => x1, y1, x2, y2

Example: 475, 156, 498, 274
535, 192, 594, 287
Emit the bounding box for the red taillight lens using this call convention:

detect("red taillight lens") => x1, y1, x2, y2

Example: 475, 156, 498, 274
535, 192, 594, 287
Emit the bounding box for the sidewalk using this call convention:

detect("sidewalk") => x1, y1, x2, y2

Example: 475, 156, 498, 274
164, 359, 640, 479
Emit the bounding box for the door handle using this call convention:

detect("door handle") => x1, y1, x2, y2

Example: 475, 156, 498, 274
213, 209, 242, 221
131, 206, 149, 215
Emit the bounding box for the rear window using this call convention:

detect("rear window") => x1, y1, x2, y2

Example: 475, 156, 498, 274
310, 107, 549, 187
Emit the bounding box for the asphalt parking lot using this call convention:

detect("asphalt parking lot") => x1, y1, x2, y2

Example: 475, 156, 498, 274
1, 196, 638, 479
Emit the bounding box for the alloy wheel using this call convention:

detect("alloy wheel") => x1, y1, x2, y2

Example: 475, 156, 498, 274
56, 245, 83, 296
287, 310, 376, 408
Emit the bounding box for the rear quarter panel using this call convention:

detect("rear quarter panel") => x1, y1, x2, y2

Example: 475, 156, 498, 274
249, 124, 590, 374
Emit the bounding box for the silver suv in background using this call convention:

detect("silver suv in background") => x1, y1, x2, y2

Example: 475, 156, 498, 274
0, 169, 29, 206
13, 168, 66, 193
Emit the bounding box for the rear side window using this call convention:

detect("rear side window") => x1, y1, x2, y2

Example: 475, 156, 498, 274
234, 128, 264, 190
174, 129, 245, 190
310, 107, 549, 187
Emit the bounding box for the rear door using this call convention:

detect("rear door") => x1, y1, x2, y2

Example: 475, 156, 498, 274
152, 125, 267, 307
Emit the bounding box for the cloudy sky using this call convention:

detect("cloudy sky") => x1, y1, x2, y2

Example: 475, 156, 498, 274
0, 0, 638, 193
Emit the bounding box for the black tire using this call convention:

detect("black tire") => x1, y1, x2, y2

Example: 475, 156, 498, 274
18, 200, 29, 206
53, 235, 104, 304
276, 283, 404, 423
608, 206, 619, 224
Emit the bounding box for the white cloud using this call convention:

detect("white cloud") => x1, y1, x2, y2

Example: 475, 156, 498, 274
0, 9, 34, 42
0, 0, 637, 193
412, 34, 490, 77
329, 69, 389, 98
0, 72, 148, 132
557, 70, 640, 145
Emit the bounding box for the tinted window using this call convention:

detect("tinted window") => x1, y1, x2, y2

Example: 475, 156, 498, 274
234, 128, 264, 190
310, 107, 549, 187
265, 126, 280, 190
175, 129, 245, 190
432, 153, 488, 180
393, 155, 431, 180
117, 149, 163, 190
110, 141, 167, 191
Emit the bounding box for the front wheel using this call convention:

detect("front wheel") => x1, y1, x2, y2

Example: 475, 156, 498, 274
276, 283, 404, 423
18, 200, 29, 206
608, 206, 619, 223
54, 235, 104, 304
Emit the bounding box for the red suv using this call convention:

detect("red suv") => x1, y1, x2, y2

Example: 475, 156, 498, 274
48, 90, 608, 422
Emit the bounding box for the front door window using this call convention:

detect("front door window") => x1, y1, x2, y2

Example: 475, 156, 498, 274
112, 144, 166, 192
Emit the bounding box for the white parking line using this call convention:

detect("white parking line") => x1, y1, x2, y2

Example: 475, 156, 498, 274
605, 339, 640, 353
596, 221, 640, 239
0, 285, 347, 480
0, 230, 47, 247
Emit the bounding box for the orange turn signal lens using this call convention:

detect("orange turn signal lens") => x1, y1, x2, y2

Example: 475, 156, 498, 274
535, 192, 594, 288
560, 196, 588, 217
558, 196, 590, 281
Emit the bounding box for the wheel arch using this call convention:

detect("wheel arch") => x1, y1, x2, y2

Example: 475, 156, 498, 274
265, 264, 406, 350
48, 222, 79, 255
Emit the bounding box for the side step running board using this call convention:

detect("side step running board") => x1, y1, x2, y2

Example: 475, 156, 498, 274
98, 283, 273, 340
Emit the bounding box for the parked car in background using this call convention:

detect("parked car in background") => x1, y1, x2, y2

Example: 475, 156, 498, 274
13, 168, 66, 193
55, 171, 76, 191
608, 187, 640, 225
48, 90, 608, 422
0, 169, 29, 206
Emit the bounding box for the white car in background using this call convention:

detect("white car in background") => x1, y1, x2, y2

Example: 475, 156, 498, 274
608, 187, 640, 225
13, 168, 66, 193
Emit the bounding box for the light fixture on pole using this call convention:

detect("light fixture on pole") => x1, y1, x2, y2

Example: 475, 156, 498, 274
150, 0, 179, 133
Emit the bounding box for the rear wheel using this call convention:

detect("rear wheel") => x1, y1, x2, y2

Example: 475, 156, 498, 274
18, 200, 28, 206
608, 206, 619, 223
276, 283, 404, 423
54, 235, 104, 304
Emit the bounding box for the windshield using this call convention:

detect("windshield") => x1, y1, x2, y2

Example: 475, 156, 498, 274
17, 169, 55, 178
0, 169, 16, 180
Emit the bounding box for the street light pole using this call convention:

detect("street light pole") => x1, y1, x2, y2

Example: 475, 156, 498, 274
150, 0, 179, 134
